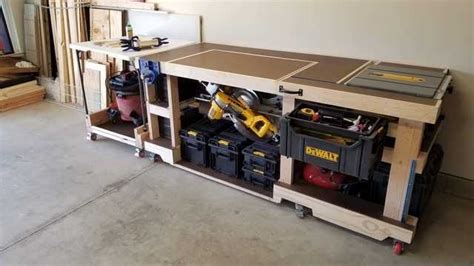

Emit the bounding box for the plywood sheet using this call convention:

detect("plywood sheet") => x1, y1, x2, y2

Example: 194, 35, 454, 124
171, 50, 311, 80
292, 58, 368, 83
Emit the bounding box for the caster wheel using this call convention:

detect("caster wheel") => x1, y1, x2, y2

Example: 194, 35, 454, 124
150, 154, 162, 163
135, 149, 145, 158
87, 133, 97, 141
393, 241, 404, 255
295, 204, 307, 219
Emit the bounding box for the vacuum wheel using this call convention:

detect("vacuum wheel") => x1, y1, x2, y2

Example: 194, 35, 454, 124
393, 241, 405, 255
134, 149, 145, 158
87, 133, 97, 141
151, 154, 162, 163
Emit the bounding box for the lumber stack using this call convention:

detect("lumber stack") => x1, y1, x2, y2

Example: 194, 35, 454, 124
0, 81, 45, 112
48, 0, 88, 104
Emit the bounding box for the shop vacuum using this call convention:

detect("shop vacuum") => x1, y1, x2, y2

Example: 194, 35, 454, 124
108, 71, 143, 125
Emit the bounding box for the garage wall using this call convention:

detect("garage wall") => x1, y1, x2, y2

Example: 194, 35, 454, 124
114, 0, 474, 179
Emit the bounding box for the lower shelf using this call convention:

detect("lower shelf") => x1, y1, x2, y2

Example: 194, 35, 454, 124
175, 161, 274, 201
91, 120, 137, 147
273, 181, 417, 243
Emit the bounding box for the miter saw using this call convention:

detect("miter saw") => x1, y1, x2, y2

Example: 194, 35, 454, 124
203, 82, 280, 143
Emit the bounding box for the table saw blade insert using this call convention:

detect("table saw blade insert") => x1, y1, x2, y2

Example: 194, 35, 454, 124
347, 64, 447, 98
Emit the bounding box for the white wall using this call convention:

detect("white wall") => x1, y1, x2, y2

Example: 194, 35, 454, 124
128, 0, 474, 179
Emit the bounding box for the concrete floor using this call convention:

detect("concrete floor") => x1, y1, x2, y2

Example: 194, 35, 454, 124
0, 101, 473, 265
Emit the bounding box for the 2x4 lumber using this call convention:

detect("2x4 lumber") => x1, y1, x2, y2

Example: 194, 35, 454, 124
382, 147, 428, 174
167, 75, 181, 148
279, 95, 296, 184
383, 119, 425, 221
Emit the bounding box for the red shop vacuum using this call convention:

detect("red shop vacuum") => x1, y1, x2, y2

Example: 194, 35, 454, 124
108, 71, 143, 125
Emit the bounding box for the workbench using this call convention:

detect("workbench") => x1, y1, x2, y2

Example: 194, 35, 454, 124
139, 43, 451, 253
69, 38, 194, 156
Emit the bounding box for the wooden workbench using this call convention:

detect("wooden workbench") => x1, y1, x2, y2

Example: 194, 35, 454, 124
139, 43, 451, 252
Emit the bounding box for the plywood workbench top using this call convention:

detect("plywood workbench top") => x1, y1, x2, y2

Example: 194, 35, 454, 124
145, 42, 446, 123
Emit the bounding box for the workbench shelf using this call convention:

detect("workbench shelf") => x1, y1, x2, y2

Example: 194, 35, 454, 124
86, 108, 149, 157
273, 180, 417, 243
175, 161, 274, 201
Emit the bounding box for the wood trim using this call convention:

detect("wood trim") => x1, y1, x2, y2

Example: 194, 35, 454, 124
211, 49, 316, 63
338, 60, 372, 84
277, 61, 318, 82
273, 183, 416, 243
383, 119, 425, 221
167, 49, 215, 63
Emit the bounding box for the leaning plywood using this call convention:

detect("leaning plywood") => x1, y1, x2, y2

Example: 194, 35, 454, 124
84, 60, 109, 111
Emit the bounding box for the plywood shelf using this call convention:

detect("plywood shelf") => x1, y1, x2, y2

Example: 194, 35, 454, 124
91, 119, 137, 147
148, 101, 170, 118
175, 161, 274, 201
273, 181, 417, 243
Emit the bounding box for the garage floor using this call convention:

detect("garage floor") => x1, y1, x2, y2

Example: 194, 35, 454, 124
1, 101, 473, 265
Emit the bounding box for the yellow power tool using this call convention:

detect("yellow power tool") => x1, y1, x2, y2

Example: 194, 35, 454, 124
205, 83, 279, 142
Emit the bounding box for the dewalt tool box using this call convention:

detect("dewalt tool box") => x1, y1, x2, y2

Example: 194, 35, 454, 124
242, 143, 280, 190
209, 128, 252, 177
180, 119, 232, 166
280, 102, 387, 180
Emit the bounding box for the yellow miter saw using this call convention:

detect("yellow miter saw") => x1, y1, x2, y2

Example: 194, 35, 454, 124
204, 82, 279, 143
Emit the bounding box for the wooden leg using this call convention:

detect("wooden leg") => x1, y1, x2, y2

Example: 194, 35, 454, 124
279, 95, 296, 185
383, 119, 425, 221
167, 75, 181, 148
148, 113, 160, 140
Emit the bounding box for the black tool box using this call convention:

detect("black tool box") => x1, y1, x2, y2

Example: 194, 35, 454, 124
209, 128, 252, 177
180, 118, 232, 166
368, 144, 444, 217
242, 143, 280, 189
160, 107, 203, 139
280, 102, 387, 180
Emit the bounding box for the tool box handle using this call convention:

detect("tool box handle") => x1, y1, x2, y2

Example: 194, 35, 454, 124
216, 151, 234, 161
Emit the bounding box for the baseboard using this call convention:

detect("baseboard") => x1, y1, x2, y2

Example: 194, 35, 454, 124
436, 173, 474, 200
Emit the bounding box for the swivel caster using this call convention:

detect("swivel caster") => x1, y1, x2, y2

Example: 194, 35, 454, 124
134, 149, 145, 158
87, 133, 97, 141
392, 241, 405, 255
295, 204, 310, 218
150, 153, 162, 163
